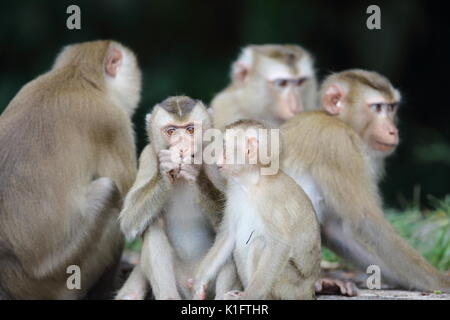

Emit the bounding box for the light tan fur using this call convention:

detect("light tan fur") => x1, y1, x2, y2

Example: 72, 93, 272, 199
281, 111, 450, 292
116, 96, 239, 300
212, 44, 318, 130
0, 40, 141, 299
193, 121, 321, 300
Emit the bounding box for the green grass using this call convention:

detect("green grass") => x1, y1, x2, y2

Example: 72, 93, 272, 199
125, 239, 142, 252
321, 195, 450, 271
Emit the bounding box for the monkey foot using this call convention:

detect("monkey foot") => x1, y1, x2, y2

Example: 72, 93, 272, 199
315, 278, 358, 297
223, 290, 244, 300
116, 292, 145, 300
193, 284, 208, 300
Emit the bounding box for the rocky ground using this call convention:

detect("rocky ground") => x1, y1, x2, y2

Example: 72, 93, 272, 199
318, 289, 450, 300
120, 250, 450, 300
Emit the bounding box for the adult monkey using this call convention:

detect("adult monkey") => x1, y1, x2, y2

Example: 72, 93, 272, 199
0, 40, 141, 299
211, 44, 318, 130
281, 70, 450, 293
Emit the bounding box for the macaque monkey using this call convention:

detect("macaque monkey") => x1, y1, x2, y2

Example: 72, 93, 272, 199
116, 96, 239, 300
192, 120, 321, 300
211, 44, 318, 130
0, 40, 141, 299
281, 70, 450, 293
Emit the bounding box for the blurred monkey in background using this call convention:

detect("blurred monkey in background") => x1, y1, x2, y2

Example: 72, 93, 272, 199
211, 44, 318, 130
0, 40, 141, 299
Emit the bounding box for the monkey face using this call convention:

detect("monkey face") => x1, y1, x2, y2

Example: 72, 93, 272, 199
363, 101, 399, 154
162, 122, 197, 158
218, 131, 260, 177
269, 77, 309, 121
321, 71, 400, 157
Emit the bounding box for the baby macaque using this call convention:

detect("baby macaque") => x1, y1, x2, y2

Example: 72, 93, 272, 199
192, 120, 321, 300
116, 96, 238, 300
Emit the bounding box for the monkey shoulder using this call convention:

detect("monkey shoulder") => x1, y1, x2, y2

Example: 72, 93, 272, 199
259, 173, 315, 232
282, 112, 366, 168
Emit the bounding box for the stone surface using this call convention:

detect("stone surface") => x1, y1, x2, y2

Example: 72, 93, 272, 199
318, 289, 450, 300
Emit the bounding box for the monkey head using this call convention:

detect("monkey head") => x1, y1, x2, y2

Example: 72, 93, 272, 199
146, 96, 211, 159
53, 40, 142, 116
231, 45, 317, 124
321, 69, 400, 157
219, 120, 279, 178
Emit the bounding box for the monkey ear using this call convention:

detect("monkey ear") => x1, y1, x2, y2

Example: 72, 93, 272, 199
232, 62, 249, 84
246, 136, 259, 163
105, 47, 123, 78
322, 84, 345, 115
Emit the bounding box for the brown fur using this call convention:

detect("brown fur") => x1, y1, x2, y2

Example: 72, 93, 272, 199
281, 111, 450, 292
0, 40, 140, 299
193, 121, 321, 300
116, 97, 239, 300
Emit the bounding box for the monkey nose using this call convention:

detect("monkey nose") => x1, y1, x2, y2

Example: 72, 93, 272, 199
389, 128, 398, 136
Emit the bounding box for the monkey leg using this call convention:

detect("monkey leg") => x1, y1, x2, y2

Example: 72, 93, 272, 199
115, 265, 149, 300
271, 266, 316, 300
140, 221, 181, 300
84, 216, 123, 300
322, 215, 450, 292
214, 259, 242, 300
82, 178, 124, 299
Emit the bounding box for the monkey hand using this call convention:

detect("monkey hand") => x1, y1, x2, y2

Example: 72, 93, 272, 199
178, 160, 200, 184
222, 290, 244, 300
315, 278, 358, 297
191, 282, 208, 300
159, 149, 182, 183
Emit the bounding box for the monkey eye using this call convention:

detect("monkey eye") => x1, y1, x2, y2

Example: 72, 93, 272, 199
370, 103, 383, 113
293, 77, 307, 86
387, 103, 398, 112
165, 127, 177, 136
186, 126, 195, 135
273, 79, 289, 88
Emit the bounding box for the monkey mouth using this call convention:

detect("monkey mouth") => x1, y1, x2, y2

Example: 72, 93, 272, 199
374, 141, 397, 152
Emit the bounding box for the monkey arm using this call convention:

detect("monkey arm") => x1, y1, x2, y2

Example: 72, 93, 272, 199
115, 265, 149, 300
119, 145, 172, 241
204, 164, 227, 193
197, 167, 225, 229
242, 240, 291, 300
313, 141, 450, 292
193, 229, 235, 299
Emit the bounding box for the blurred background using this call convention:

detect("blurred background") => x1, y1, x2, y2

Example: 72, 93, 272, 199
0, 0, 449, 209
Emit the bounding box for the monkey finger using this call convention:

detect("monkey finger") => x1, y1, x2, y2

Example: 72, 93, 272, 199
315, 278, 353, 296
160, 161, 179, 172
180, 165, 199, 177
345, 281, 358, 297
181, 153, 196, 165
159, 150, 182, 164
187, 278, 193, 289
178, 170, 197, 184
193, 284, 208, 300
223, 290, 244, 300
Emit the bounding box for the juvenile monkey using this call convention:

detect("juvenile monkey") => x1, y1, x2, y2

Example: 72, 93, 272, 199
116, 96, 239, 300
212, 44, 318, 130
193, 120, 321, 300
0, 40, 141, 299
281, 70, 450, 293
